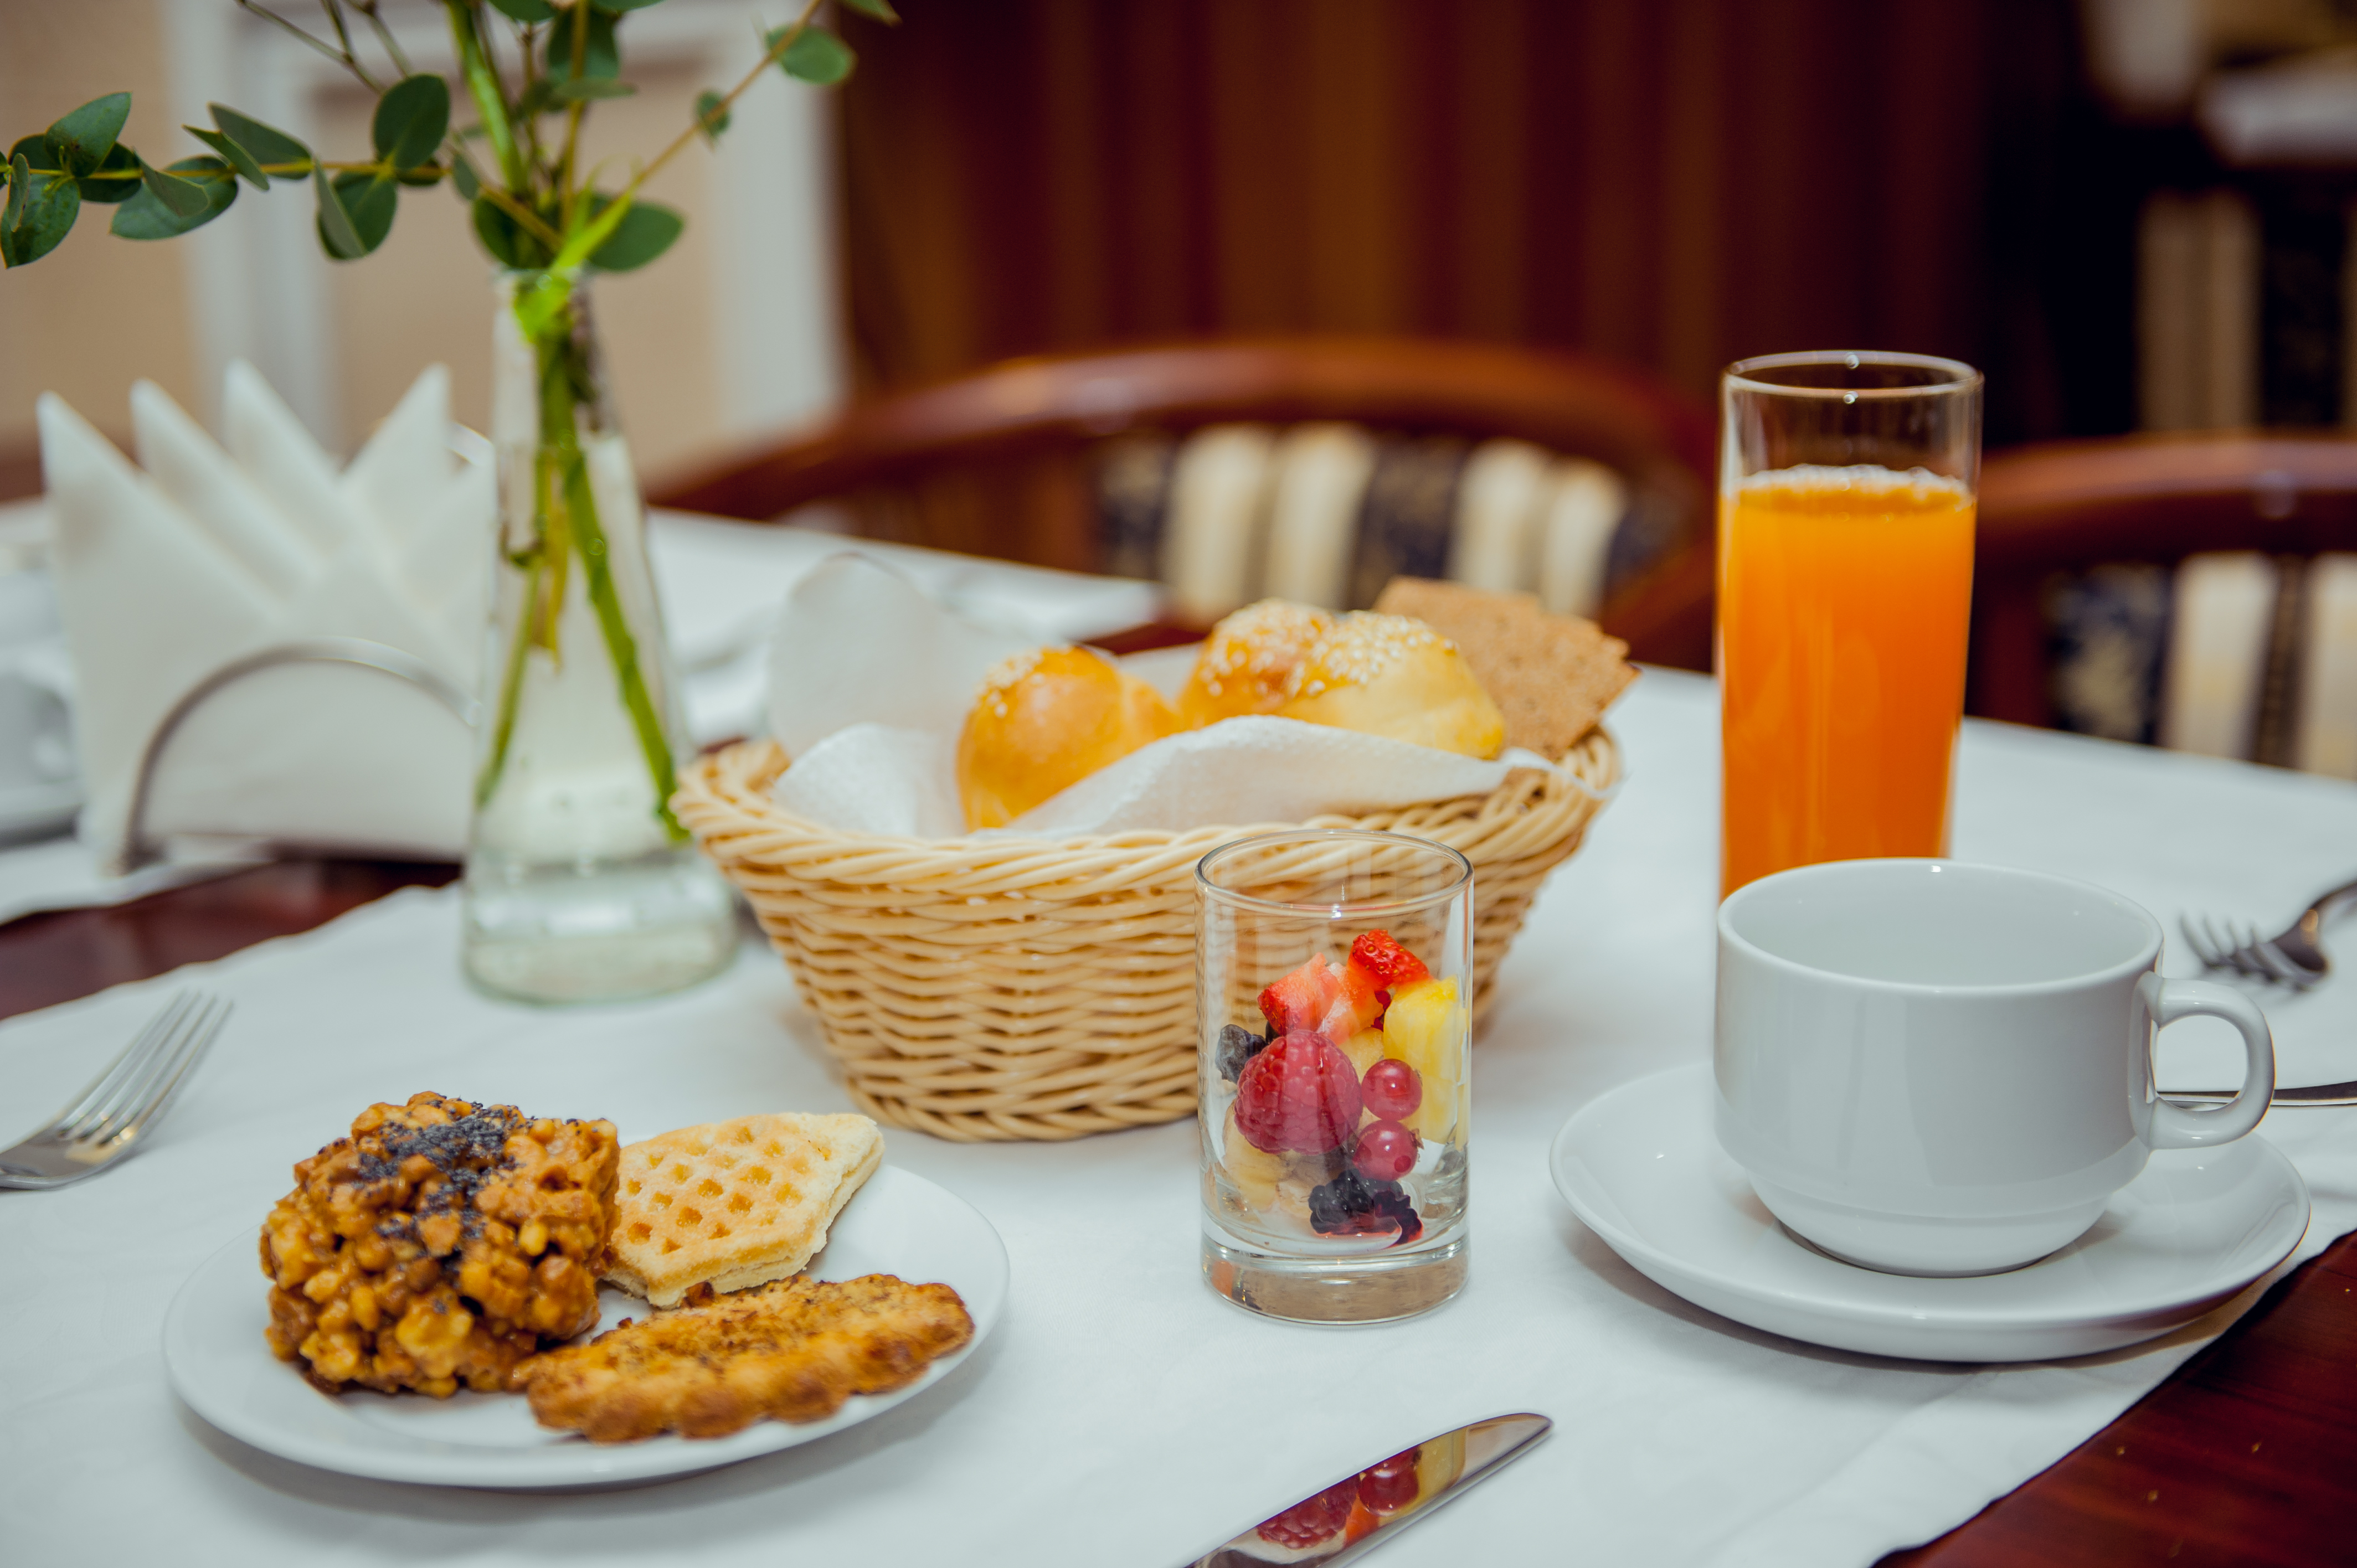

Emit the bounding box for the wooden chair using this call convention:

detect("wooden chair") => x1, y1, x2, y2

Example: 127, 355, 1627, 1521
1970, 432, 2357, 772
649, 336, 1717, 666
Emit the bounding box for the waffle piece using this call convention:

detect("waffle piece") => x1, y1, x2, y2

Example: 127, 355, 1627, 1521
259, 1092, 620, 1397
605, 1113, 882, 1308
521, 1273, 974, 1442
1373, 576, 1636, 757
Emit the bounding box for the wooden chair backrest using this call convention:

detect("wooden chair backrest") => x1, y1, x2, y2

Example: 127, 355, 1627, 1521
650, 336, 1716, 663
1969, 432, 2357, 726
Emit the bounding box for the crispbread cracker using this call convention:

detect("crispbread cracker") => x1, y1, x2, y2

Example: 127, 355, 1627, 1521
605, 1113, 883, 1308
1372, 577, 1636, 757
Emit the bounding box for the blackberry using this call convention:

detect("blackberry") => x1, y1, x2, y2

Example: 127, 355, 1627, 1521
1309, 1169, 1422, 1243
1213, 1023, 1268, 1083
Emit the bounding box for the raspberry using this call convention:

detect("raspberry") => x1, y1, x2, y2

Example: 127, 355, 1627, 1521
1349, 930, 1431, 990
1234, 1033, 1362, 1153
1213, 1023, 1266, 1083
1258, 1478, 1357, 1549
1309, 1169, 1421, 1242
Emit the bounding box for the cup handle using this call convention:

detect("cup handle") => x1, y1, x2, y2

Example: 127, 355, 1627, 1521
2140, 973, 2276, 1149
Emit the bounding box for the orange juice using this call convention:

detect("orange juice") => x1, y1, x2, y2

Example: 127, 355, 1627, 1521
1718, 465, 1975, 895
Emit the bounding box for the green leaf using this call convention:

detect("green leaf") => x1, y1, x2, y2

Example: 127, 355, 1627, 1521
8, 135, 52, 171
47, 92, 131, 177
550, 78, 636, 102
140, 158, 210, 218
842, 0, 901, 21
372, 75, 450, 171
395, 164, 445, 188
516, 76, 555, 119
471, 193, 543, 269
486, 0, 555, 19
778, 24, 856, 85
187, 126, 268, 189
2, 151, 79, 266
75, 143, 142, 204
211, 106, 311, 181
545, 7, 620, 81
451, 148, 483, 200
693, 89, 730, 143
109, 156, 235, 240
590, 0, 667, 11
332, 171, 397, 254
312, 166, 366, 258
586, 198, 681, 271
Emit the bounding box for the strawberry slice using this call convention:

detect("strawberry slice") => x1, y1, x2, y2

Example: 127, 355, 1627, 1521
1349, 930, 1431, 990
1258, 955, 1345, 1036
1336, 960, 1383, 1034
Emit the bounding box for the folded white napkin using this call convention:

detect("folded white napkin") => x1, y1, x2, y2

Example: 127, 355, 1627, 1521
38, 364, 491, 869
765, 555, 1561, 838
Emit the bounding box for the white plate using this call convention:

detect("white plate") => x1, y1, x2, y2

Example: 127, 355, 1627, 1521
163, 1163, 1008, 1488
1548, 1064, 2309, 1362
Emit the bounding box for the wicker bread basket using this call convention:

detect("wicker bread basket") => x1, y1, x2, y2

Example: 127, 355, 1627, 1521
673, 730, 1619, 1143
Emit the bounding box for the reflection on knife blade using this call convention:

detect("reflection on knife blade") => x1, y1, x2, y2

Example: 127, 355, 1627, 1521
2162, 1080, 2357, 1106
1181, 1412, 1551, 1567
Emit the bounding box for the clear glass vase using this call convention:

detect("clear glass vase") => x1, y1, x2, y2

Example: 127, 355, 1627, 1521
460, 271, 736, 1003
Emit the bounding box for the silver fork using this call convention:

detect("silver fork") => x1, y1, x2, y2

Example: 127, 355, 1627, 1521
2181, 875, 2357, 991
0, 991, 232, 1190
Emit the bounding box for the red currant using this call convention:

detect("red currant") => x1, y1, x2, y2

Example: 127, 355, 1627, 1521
1236, 1033, 1364, 1153
1357, 1449, 1422, 1513
1360, 1058, 1422, 1121
1350, 1119, 1418, 1181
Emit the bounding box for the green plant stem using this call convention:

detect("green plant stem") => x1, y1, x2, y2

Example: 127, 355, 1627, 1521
445, 0, 527, 192
474, 548, 542, 809
474, 283, 685, 839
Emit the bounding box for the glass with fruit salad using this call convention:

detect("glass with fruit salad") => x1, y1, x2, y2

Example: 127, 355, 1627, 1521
1195, 829, 1473, 1322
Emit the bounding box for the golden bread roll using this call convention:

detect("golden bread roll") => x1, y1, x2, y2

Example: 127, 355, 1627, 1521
1177, 599, 1337, 726
1278, 612, 1507, 759
956, 645, 1185, 829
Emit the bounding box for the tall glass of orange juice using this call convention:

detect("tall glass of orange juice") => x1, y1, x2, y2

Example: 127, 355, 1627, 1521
1718, 352, 1983, 896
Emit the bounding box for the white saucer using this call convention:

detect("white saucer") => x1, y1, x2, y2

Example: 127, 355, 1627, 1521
163, 1164, 1008, 1488
1548, 1064, 2309, 1362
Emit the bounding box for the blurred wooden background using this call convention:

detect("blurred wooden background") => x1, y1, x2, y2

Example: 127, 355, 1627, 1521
835, 0, 2006, 412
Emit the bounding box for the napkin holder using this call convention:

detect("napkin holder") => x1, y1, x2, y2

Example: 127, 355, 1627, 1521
116, 638, 476, 873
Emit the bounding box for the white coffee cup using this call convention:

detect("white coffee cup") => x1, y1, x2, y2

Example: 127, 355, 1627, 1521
1714, 859, 2274, 1276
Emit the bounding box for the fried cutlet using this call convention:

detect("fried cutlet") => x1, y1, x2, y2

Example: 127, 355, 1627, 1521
519, 1273, 974, 1442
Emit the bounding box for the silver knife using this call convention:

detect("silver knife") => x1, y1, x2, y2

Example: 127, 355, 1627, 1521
1181, 1412, 1551, 1567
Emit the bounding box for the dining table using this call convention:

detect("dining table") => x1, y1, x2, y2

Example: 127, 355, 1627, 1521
3, 662, 2354, 1567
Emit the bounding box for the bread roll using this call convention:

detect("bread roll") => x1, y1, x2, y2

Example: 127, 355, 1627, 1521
1278, 612, 1507, 759
956, 646, 1184, 829
1177, 599, 1336, 726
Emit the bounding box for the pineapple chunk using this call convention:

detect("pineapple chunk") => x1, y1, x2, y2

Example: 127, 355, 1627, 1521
1380, 977, 1464, 1141
1222, 1106, 1285, 1210
1337, 1027, 1385, 1080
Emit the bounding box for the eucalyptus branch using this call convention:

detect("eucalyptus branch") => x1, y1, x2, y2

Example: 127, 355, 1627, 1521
236, 0, 385, 91
478, 180, 564, 250
348, 0, 415, 80
630, 0, 822, 201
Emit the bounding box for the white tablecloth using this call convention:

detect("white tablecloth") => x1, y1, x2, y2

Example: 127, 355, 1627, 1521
3, 669, 2354, 1567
